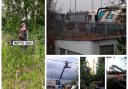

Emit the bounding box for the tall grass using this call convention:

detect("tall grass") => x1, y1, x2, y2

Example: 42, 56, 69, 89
2, 31, 45, 89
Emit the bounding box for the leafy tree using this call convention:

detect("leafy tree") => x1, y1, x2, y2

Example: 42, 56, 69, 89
80, 57, 94, 88
116, 6, 126, 54
107, 78, 126, 89
108, 0, 126, 54
117, 37, 126, 54
96, 57, 105, 81
47, 0, 57, 54
3, 0, 44, 34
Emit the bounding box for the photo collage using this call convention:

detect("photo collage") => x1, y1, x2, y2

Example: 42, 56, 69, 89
2, 0, 127, 89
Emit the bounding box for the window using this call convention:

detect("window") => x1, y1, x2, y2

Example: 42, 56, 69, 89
79, 23, 86, 31
100, 45, 114, 54
67, 50, 81, 55
66, 22, 75, 30
60, 48, 66, 54
59, 48, 81, 55
88, 15, 92, 21
106, 13, 114, 19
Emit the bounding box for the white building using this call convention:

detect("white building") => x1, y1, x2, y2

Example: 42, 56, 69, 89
47, 79, 73, 89
55, 37, 120, 55
54, 10, 126, 55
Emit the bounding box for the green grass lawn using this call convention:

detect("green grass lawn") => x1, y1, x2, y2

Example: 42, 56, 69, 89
2, 32, 45, 89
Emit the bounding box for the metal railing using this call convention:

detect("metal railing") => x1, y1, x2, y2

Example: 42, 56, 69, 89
55, 22, 126, 40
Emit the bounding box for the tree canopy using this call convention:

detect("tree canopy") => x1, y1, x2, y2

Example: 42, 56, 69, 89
3, 0, 44, 33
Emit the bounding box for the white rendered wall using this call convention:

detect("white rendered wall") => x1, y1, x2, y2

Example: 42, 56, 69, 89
55, 39, 117, 55
55, 40, 98, 55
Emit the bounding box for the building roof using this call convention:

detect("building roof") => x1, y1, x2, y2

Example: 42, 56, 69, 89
107, 71, 126, 75
56, 34, 126, 41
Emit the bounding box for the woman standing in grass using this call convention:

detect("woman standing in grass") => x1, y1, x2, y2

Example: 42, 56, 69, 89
18, 23, 28, 41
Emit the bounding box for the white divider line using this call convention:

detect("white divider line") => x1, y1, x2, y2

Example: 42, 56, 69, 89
105, 56, 107, 89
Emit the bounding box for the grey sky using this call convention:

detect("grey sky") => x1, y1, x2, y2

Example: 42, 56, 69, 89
55, 0, 111, 13
47, 56, 79, 80
107, 57, 127, 71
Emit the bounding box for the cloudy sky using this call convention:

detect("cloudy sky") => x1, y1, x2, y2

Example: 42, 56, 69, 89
55, 0, 113, 13
47, 56, 79, 80
107, 56, 127, 71
86, 56, 98, 74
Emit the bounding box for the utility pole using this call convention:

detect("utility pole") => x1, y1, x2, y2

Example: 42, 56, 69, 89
51, 71, 52, 80
101, 0, 102, 8
91, 0, 94, 11
93, 59, 95, 74
75, 0, 76, 13
69, 0, 72, 12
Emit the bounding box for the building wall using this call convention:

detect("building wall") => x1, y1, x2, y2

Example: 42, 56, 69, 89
55, 39, 118, 55
69, 14, 86, 22
47, 80, 56, 86
107, 74, 126, 81
55, 40, 98, 55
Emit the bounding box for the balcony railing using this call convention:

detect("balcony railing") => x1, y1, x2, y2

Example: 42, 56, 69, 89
55, 22, 126, 41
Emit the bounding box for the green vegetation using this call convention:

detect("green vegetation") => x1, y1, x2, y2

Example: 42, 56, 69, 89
2, 32, 45, 89
107, 57, 126, 89
107, 78, 126, 89
96, 57, 105, 81
80, 57, 105, 89
2, 0, 45, 89
112, 0, 126, 54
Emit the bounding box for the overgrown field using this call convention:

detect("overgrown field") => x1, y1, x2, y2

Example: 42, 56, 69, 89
2, 31, 45, 89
